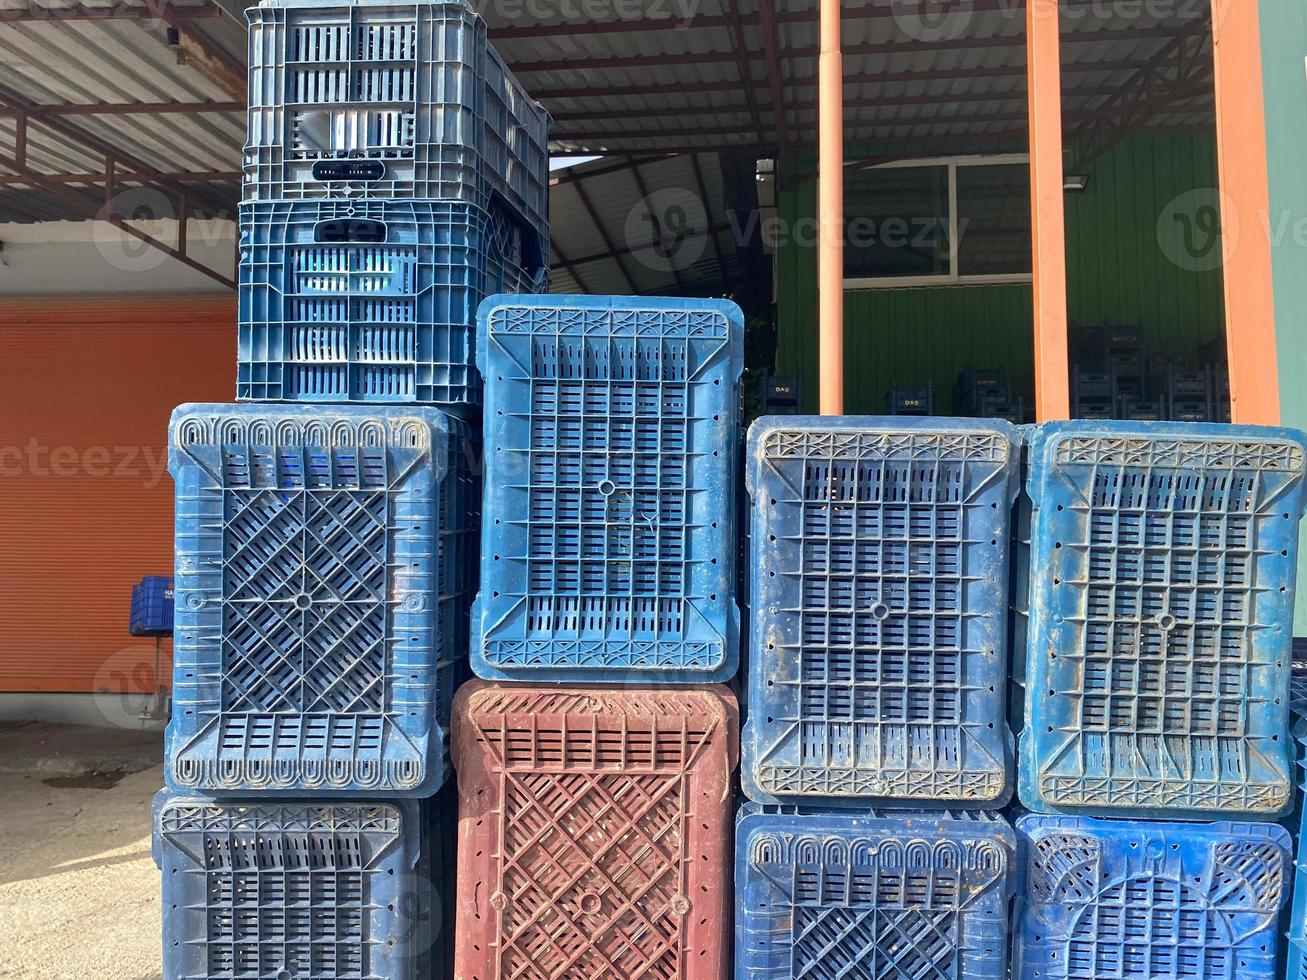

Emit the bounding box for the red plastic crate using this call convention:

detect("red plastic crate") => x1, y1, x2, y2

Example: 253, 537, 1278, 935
451, 681, 738, 980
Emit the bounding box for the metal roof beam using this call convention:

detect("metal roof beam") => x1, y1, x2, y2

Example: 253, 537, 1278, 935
570, 178, 641, 292
0, 82, 233, 216
507, 22, 1202, 74
0, 101, 242, 117
626, 157, 688, 290
0, 4, 221, 23
0, 170, 239, 186
154, 2, 247, 101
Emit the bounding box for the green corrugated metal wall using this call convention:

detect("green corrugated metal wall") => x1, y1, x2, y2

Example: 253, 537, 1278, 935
1260, 0, 1307, 635
775, 130, 1225, 414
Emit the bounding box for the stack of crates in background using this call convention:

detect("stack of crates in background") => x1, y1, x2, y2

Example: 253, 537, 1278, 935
1014, 420, 1307, 980
737, 416, 1021, 977
238, 0, 549, 406
956, 366, 1028, 422
153, 1, 548, 977
451, 295, 744, 978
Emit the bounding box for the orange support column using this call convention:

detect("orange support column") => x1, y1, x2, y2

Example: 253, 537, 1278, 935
1212, 1, 1280, 425
817, 0, 843, 415
1027, 0, 1070, 421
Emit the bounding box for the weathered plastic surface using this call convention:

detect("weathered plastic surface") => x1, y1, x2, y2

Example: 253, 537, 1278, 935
1020, 420, 1307, 819
245, 0, 549, 235
238, 199, 545, 406
736, 805, 1015, 979
451, 681, 738, 980
472, 295, 744, 683
167, 404, 472, 796
1016, 814, 1291, 980
154, 793, 422, 980
742, 416, 1019, 806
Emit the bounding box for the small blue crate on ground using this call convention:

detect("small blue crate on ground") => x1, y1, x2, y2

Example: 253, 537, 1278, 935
238, 198, 546, 406
1019, 420, 1307, 819
736, 804, 1015, 979
244, 0, 550, 235
1016, 814, 1291, 980
154, 793, 423, 980
472, 294, 743, 683
166, 404, 474, 796
742, 417, 1019, 806
130, 575, 174, 636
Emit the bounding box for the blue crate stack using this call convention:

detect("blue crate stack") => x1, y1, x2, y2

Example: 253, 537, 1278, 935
154, 1, 547, 977
738, 415, 1022, 978
471, 293, 744, 685
1014, 420, 1307, 980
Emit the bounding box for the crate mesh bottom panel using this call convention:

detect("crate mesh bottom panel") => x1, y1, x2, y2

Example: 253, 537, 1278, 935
156, 798, 417, 980
744, 421, 1016, 805
168, 406, 462, 795
453, 683, 736, 980
1017, 815, 1290, 980
1021, 424, 1306, 816
736, 808, 1014, 979
475, 297, 741, 681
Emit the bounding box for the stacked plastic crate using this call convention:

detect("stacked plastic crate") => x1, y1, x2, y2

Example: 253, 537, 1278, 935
1014, 420, 1307, 980
738, 416, 1022, 978
153, 3, 548, 978
451, 294, 744, 978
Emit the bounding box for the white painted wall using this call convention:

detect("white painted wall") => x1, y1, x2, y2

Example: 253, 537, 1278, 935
0, 219, 236, 295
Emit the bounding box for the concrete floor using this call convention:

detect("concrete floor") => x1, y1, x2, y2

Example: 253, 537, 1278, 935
0, 721, 163, 980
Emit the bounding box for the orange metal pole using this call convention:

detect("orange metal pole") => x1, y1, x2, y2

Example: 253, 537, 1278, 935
1026, 0, 1071, 421
818, 0, 843, 415
1212, 1, 1280, 425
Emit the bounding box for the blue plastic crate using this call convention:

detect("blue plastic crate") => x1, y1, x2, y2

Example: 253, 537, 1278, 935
244, 0, 549, 236
742, 417, 1019, 806
154, 792, 424, 980
238, 198, 546, 406
1019, 420, 1307, 819
130, 575, 174, 637
1015, 814, 1291, 980
166, 404, 474, 796
472, 294, 744, 683
737, 804, 1015, 979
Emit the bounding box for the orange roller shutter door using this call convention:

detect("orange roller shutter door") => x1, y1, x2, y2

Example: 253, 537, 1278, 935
0, 296, 234, 694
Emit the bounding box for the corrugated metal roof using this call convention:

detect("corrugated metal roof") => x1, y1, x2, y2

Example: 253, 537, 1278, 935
0, 0, 1214, 297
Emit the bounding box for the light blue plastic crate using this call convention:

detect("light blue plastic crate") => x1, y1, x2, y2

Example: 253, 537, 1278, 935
154, 792, 424, 980
1019, 420, 1307, 819
742, 417, 1019, 807
238, 198, 546, 406
736, 804, 1015, 979
471, 294, 744, 683
166, 404, 474, 796
1016, 814, 1291, 980
244, 0, 549, 236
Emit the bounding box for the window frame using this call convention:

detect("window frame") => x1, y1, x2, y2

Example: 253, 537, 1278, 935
843, 153, 1034, 290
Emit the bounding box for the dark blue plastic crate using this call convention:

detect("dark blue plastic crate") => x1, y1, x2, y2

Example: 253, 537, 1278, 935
1019, 420, 1307, 819
472, 294, 744, 683
166, 404, 474, 796
737, 804, 1015, 979
238, 198, 546, 406
742, 417, 1019, 807
244, 0, 549, 236
1016, 814, 1291, 980
154, 792, 424, 980
130, 575, 174, 637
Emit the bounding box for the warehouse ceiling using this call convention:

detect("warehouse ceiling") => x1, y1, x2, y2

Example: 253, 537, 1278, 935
0, 0, 1216, 293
